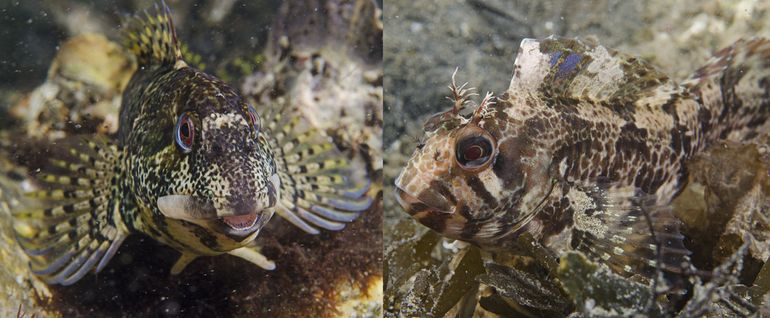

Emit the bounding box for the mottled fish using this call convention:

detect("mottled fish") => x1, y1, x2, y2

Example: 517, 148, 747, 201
396, 37, 770, 281
12, 4, 371, 285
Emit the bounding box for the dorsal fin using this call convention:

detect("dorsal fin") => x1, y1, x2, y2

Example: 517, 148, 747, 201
122, 2, 183, 67
508, 37, 675, 104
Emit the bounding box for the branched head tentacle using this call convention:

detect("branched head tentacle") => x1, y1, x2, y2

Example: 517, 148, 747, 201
471, 91, 496, 124
447, 67, 477, 114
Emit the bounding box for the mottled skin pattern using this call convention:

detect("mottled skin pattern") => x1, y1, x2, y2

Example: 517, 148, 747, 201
119, 59, 276, 255
396, 37, 770, 280
13, 4, 371, 285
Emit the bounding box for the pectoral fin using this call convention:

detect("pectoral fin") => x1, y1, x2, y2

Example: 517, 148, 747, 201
264, 104, 373, 235
13, 138, 130, 286
170, 252, 198, 275
228, 246, 276, 270
170, 247, 275, 275
567, 184, 692, 282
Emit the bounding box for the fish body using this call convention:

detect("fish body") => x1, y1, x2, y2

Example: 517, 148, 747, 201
396, 37, 770, 280
13, 4, 371, 285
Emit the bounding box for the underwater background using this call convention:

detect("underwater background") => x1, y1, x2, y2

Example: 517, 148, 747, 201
384, 0, 770, 317
0, 0, 383, 317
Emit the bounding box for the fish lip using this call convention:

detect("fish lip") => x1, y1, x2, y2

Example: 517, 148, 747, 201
220, 212, 268, 236
220, 213, 259, 228
157, 195, 217, 220
156, 194, 269, 236
394, 187, 454, 215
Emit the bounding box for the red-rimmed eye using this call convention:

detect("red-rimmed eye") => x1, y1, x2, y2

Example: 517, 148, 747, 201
456, 135, 494, 169
246, 105, 261, 136
464, 144, 484, 161
175, 113, 194, 153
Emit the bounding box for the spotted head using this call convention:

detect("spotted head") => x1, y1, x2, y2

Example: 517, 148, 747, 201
121, 67, 278, 242
395, 72, 555, 245
118, 5, 278, 244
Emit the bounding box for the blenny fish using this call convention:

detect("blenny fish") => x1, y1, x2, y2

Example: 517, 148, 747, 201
396, 37, 770, 280
12, 4, 371, 285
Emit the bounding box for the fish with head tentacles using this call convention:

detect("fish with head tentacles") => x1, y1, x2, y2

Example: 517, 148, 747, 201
11, 3, 372, 286
396, 36, 770, 285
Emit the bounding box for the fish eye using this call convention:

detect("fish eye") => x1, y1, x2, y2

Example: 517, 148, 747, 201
175, 113, 195, 153
246, 105, 261, 137
455, 134, 494, 170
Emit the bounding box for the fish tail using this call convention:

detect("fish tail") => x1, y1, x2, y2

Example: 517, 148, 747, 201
122, 1, 182, 67
264, 104, 373, 234
685, 38, 770, 142
13, 137, 129, 285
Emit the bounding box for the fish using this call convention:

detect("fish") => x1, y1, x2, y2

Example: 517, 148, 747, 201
11, 3, 372, 286
395, 36, 770, 282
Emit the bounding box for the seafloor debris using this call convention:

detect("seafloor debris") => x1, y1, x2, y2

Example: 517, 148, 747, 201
557, 251, 664, 317
385, 222, 485, 317
479, 260, 571, 316
8, 34, 134, 139
674, 138, 770, 269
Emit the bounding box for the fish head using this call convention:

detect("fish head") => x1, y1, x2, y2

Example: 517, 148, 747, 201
156, 70, 278, 238
395, 94, 554, 244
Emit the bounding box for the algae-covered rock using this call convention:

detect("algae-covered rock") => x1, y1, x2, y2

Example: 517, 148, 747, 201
557, 252, 664, 318
672, 139, 770, 290
478, 262, 571, 317
385, 221, 485, 317
9, 34, 134, 139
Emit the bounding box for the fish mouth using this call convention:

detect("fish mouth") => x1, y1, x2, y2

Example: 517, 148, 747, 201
395, 187, 454, 215
219, 212, 269, 236
157, 195, 269, 236
395, 186, 472, 240
156, 174, 280, 236
395, 179, 556, 242
220, 213, 260, 231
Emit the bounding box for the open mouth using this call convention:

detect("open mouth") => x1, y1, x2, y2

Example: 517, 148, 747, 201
220, 212, 260, 230
219, 211, 268, 237
157, 194, 267, 235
